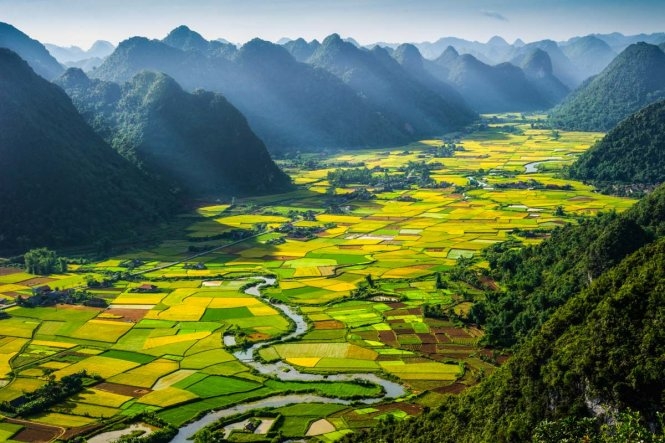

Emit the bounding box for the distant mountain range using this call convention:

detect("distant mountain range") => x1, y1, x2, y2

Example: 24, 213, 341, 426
0, 48, 173, 251
5, 20, 663, 152
56, 68, 292, 197
376, 32, 664, 89
44, 40, 115, 63
422, 45, 564, 112
44, 40, 115, 72
307, 34, 475, 135
92, 26, 475, 151
550, 42, 665, 131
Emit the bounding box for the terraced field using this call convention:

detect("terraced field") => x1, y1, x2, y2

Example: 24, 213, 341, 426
0, 115, 636, 441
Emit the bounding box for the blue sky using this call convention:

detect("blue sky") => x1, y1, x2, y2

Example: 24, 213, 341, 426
1, 0, 663, 47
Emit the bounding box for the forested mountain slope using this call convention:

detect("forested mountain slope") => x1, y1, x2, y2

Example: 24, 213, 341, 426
0, 49, 173, 251
550, 43, 665, 131
569, 99, 665, 187
57, 69, 291, 197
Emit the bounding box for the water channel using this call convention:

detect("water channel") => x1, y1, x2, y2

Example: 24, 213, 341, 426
167, 277, 406, 442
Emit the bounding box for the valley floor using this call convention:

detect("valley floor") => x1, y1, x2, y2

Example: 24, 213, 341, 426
0, 114, 635, 442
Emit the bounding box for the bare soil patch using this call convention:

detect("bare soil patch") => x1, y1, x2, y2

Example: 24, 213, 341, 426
95, 382, 151, 398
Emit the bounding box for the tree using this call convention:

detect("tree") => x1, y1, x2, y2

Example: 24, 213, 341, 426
435, 272, 447, 289
24, 248, 65, 275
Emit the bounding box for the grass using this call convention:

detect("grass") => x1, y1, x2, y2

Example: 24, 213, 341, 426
265, 380, 382, 398
273, 343, 378, 361
186, 375, 261, 397
71, 319, 133, 343
201, 307, 253, 321
137, 387, 199, 407
180, 349, 235, 369
0, 317, 41, 338
0, 422, 22, 441
53, 356, 140, 380
100, 350, 155, 364
75, 388, 134, 408
274, 403, 348, 416
109, 358, 179, 388
279, 416, 311, 437
31, 412, 97, 427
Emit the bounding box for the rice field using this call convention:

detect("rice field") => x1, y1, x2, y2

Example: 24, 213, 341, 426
0, 116, 637, 440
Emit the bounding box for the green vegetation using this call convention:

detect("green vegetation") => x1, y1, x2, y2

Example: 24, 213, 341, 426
550, 42, 665, 131
0, 371, 89, 416
57, 69, 292, 197
0, 48, 173, 252
24, 248, 67, 275
474, 184, 665, 347
341, 232, 665, 442
569, 99, 665, 192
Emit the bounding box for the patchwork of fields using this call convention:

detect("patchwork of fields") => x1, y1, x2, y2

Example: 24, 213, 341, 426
0, 116, 636, 441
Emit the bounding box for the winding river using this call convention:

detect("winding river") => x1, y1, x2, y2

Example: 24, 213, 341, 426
524, 158, 563, 173
168, 277, 406, 442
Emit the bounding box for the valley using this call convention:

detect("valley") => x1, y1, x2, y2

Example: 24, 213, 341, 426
0, 116, 636, 442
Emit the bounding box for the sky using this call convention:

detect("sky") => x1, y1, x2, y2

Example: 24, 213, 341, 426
1, 0, 663, 48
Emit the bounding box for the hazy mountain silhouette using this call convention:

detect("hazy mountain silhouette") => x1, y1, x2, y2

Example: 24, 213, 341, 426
518, 48, 570, 106
282, 38, 320, 62
426, 46, 550, 112
45, 40, 115, 63
308, 34, 476, 136
93, 27, 464, 150
560, 35, 617, 80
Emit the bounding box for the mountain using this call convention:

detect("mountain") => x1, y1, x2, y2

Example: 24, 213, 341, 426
0, 49, 172, 251
341, 184, 665, 443
592, 31, 665, 53
88, 40, 115, 58
550, 42, 665, 131
414, 36, 499, 63
569, 100, 665, 186
57, 69, 291, 197
391, 43, 474, 114
561, 35, 617, 79
65, 57, 105, 72
510, 39, 584, 88
92, 36, 192, 83
162, 25, 237, 57
45, 40, 115, 63
282, 38, 320, 62
308, 34, 476, 135
93, 28, 431, 150
162, 25, 211, 52
44, 43, 86, 62
427, 46, 551, 113
517, 48, 570, 106
229, 37, 413, 149
0, 22, 63, 79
